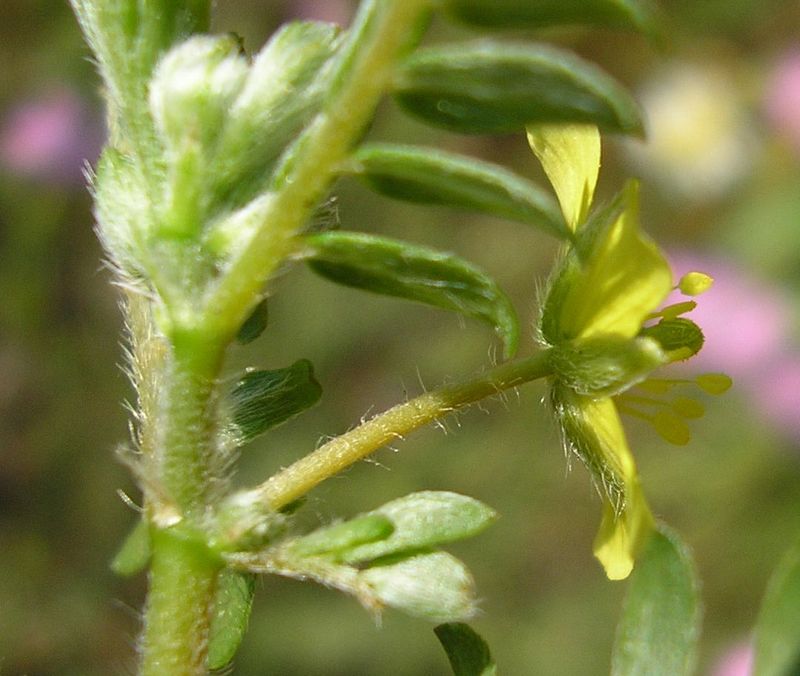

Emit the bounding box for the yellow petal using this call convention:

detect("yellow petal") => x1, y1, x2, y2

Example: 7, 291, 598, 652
593, 479, 655, 580
527, 123, 600, 231
558, 182, 673, 340
552, 386, 654, 580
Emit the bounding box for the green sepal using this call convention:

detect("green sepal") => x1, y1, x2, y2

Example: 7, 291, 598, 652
93, 147, 151, 275
612, 524, 701, 676
339, 491, 497, 564
236, 299, 269, 345
548, 336, 666, 397
207, 569, 256, 670
110, 517, 151, 577
394, 41, 642, 135
229, 359, 322, 444
305, 231, 520, 358
360, 551, 477, 623
441, 0, 657, 36
351, 143, 568, 239
435, 623, 498, 676
753, 535, 800, 676
289, 514, 395, 558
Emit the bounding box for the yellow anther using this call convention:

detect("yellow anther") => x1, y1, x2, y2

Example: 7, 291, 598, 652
696, 373, 733, 395
651, 410, 691, 445
679, 272, 714, 296
671, 396, 705, 419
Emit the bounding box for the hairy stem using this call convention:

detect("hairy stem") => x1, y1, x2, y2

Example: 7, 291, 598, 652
258, 350, 553, 510
141, 530, 220, 676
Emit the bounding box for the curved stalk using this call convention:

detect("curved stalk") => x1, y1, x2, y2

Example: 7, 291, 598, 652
257, 351, 553, 511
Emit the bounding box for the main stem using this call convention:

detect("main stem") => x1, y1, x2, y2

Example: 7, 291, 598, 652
139, 2, 433, 673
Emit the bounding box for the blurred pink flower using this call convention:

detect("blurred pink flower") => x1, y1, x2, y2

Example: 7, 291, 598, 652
764, 49, 800, 153
285, 0, 353, 25
0, 88, 103, 186
669, 252, 800, 442
711, 642, 753, 676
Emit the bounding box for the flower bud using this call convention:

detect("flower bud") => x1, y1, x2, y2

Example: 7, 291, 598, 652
149, 35, 248, 151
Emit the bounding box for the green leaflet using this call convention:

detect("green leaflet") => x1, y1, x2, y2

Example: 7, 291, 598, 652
305, 231, 520, 358
110, 518, 151, 577
441, 0, 656, 35
236, 298, 269, 345
229, 359, 322, 444
360, 551, 477, 623
435, 623, 498, 676
207, 570, 256, 670
612, 525, 701, 676
394, 41, 642, 135
753, 535, 800, 676
351, 143, 567, 239
339, 491, 497, 564
289, 514, 395, 558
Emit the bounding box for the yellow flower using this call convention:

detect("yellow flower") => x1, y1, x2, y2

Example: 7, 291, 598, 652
529, 124, 729, 579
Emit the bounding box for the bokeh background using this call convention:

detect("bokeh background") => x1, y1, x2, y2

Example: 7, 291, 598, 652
2, 1, 800, 674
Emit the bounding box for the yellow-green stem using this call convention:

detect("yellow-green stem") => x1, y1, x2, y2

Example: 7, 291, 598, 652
259, 351, 553, 510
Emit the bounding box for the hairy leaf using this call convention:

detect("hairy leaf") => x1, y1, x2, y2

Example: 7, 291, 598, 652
340, 491, 497, 564
753, 536, 800, 676
207, 570, 256, 670
229, 360, 322, 443
305, 232, 520, 357
394, 42, 642, 135
352, 143, 567, 239
612, 525, 700, 676
442, 0, 656, 35
435, 623, 498, 676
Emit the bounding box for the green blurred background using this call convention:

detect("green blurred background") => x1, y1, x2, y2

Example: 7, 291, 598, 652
2, 1, 800, 674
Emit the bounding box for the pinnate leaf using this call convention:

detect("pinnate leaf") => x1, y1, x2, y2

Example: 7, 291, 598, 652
351, 143, 567, 239
394, 42, 642, 135
753, 535, 800, 676
229, 359, 322, 443
305, 231, 520, 358
612, 525, 700, 676
435, 623, 498, 676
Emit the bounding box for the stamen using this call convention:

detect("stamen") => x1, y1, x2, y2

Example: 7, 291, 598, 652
616, 400, 691, 445
678, 272, 714, 296
671, 396, 705, 419
651, 410, 691, 445
696, 373, 733, 395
